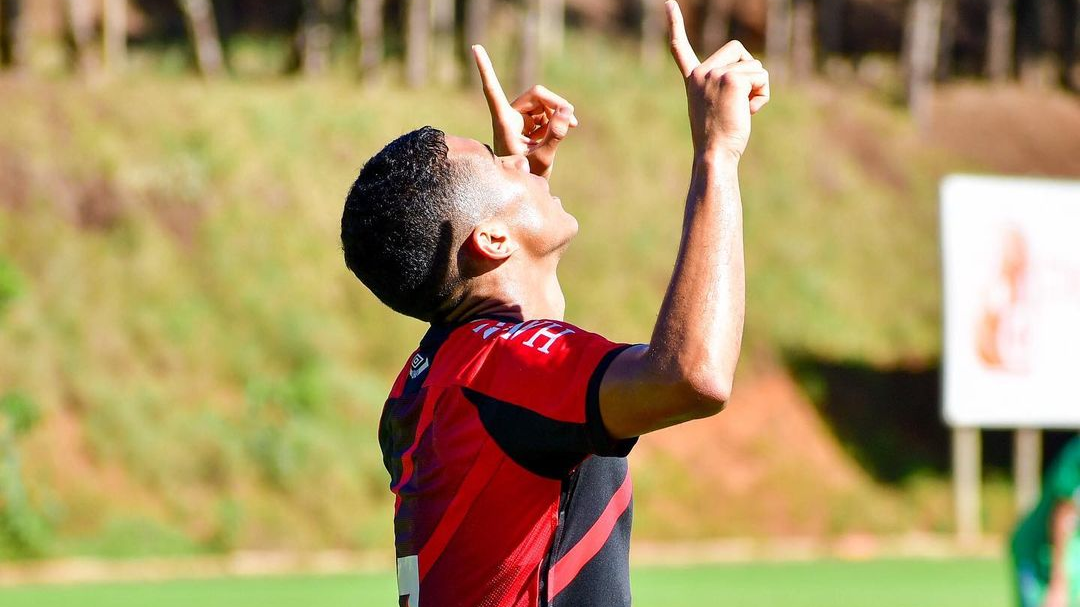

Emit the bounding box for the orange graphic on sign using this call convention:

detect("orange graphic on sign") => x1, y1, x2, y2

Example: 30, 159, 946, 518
975, 227, 1031, 372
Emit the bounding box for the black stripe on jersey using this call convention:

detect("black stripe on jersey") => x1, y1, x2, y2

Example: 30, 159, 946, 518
379, 395, 423, 485
461, 342, 638, 479
538, 465, 579, 605
541, 457, 634, 607
461, 387, 589, 479
551, 490, 634, 607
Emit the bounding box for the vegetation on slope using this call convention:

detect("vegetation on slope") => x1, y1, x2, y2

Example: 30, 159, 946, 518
0, 37, 1012, 558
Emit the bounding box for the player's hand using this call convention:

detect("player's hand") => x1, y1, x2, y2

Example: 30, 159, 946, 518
666, 0, 769, 161
471, 44, 579, 179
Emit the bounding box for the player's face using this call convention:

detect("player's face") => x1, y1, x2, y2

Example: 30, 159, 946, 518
447, 135, 578, 260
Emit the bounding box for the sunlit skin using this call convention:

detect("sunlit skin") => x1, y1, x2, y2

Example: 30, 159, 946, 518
432, 40, 585, 325
438, 0, 770, 442
435, 135, 578, 324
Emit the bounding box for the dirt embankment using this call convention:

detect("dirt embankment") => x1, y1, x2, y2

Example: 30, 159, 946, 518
930, 85, 1080, 178
633, 365, 872, 537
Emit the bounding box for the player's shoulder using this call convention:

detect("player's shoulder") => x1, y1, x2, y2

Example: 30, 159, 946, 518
436, 317, 626, 421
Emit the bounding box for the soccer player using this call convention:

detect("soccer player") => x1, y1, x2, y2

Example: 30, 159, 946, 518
339, 1, 769, 604
1012, 436, 1080, 607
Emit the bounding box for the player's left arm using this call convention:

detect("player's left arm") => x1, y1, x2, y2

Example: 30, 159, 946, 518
1046, 500, 1079, 607
471, 45, 578, 179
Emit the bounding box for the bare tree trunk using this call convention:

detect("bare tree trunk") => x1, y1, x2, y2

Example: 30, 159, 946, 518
1017, 0, 1063, 86
432, 0, 456, 82
63, 0, 98, 74
178, 0, 225, 77
766, 0, 792, 81
701, 0, 733, 54
986, 0, 1014, 80
1037, 0, 1063, 52
1072, 0, 1080, 89
1035, 0, 1063, 83
0, 0, 26, 70
818, 0, 843, 57
517, 0, 541, 92
935, 0, 956, 79
464, 0, 492, 84
639, 0, 664, 65
904, 0, 943, 129
405, 0, 431, 87
297, 0, 344, 76
540, 0, 564, 54
791, 0, 815, 80
103, 0, 127, 73
355, 0, 384, 80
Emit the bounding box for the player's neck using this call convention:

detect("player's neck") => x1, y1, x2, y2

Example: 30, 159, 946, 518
436, 262, 565, 325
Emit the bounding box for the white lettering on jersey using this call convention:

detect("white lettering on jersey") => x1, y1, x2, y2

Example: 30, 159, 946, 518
471, 319, 575, 354
500, 319, 551, 340
472, 321, 508, 339
522, 324, 576, 353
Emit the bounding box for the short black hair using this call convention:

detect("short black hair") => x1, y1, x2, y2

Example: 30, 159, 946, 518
341, 126, 469, 321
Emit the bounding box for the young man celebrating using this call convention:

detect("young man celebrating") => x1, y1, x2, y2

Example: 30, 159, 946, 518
340, 2, 769, 604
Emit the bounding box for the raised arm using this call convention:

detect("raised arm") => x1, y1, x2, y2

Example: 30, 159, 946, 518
599, 0, 769, 439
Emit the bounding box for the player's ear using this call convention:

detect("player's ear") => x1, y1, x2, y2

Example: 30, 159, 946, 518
468, 221, 517, 262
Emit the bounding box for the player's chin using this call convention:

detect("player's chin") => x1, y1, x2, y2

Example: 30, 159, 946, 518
544, 214, 578, 258
561, 211, 579, 246
566, 210, 579, 235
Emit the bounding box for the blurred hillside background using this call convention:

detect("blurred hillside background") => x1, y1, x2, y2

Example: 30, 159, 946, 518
0, 0, 1078, 564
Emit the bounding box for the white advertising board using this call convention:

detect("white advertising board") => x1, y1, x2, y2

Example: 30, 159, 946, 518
941, 175, 1080, 428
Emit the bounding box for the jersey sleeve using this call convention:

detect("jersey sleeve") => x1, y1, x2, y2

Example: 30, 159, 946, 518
458, 318, 638, 478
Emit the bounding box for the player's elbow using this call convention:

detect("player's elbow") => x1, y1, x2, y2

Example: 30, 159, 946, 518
639, 349, 731, 420
678, 369, 731, 418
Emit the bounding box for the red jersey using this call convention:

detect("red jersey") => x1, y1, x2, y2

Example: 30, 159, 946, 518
380, 316, 639, 607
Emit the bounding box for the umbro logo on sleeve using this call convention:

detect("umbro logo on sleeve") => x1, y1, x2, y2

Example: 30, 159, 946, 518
408, 353, 430, 379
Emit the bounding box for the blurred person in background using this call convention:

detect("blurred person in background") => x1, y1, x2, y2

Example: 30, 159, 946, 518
338, 1, 768, 605
1012, 435, 1080, 607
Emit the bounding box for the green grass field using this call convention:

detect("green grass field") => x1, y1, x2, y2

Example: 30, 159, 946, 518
0, 558, 1010, 607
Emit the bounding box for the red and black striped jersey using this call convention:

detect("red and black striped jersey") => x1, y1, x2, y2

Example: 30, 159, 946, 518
380, 315, 639, 607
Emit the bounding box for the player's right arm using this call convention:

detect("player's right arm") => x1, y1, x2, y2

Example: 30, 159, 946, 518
599, 0, 769, 439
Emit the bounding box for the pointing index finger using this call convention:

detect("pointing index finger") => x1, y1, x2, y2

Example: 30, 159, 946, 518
665, 0, 699, 78
472, 45, 512, 116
